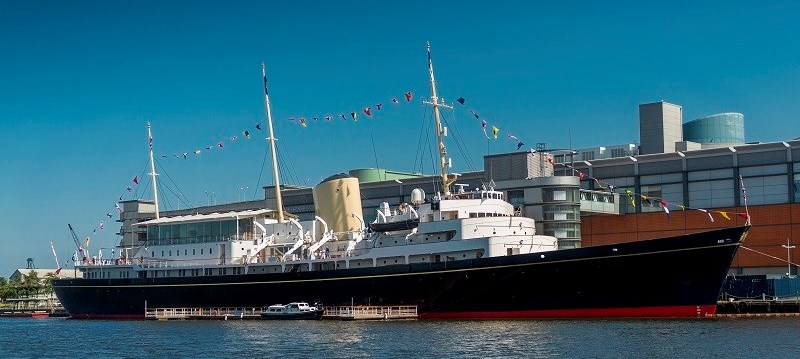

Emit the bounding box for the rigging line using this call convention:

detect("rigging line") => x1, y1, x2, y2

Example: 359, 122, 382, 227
419, 108, 433, 174
277, 140, 301, 186
134, 160, 150, 200
370, 132, 380, 171
252, 145, 269, 201
741, 246, 799, 267
441, 111, 476, 172
155, 159, 191, 208
412, 105, 432, 173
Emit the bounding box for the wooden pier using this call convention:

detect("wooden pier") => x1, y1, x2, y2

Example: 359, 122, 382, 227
321, 306, 418, 320
144, 305, 418, 321
145, 307, 263, 320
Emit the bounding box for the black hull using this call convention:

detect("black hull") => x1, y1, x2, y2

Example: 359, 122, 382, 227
53, 226, 748, 319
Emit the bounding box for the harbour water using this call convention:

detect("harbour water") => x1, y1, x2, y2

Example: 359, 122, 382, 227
2, 317, 798, 358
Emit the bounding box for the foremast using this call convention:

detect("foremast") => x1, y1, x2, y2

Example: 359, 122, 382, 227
425, 41, 456, 196
147, 122, 160, 218
262, 63, 285, 223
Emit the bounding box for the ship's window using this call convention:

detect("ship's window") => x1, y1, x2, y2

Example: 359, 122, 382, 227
507, 248, 513, 256
469, 213, 477, 218
161, 251, 164, 257
210, 248, 213, 255
151, 251, 154, 257
185, 250, 188, 256
169, 250, 172, 256
193, 249, 196, 255
176, 250, 179, 257
201, 249, 204, 255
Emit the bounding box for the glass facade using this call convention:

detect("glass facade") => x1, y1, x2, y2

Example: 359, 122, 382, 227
146, 218, 254, 245
683, 113, 745, 148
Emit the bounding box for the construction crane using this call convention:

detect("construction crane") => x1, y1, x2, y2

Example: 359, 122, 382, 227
67, 223, 82, 251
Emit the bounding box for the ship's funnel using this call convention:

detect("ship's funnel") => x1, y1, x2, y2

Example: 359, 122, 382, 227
313, 173, 364, 235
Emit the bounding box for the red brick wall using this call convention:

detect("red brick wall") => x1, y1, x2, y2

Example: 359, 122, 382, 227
581, 203, 800, 268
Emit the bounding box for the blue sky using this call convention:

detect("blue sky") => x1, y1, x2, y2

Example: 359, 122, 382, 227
1, 1, 799, 276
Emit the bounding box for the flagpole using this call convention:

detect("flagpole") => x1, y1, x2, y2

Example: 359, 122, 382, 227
262, 62, 285, 223
147, 122, 160, 219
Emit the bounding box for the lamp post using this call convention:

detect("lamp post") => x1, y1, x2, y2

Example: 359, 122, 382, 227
782, 238, 796, 277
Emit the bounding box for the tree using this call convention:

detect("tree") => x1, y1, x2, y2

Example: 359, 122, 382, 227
0, 277, 10, 303
42, 272, 57, 296
22, 270, 41, 297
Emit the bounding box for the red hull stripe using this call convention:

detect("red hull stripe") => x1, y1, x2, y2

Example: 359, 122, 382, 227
420, 305, 717, 319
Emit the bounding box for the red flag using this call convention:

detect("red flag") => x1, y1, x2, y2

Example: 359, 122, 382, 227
55, 267, 62, 275
405, 92, 413, 102
364, 107, 372, 117
737, 213, 749, 219
132, 176, 139, 185
578, 172, 585, 180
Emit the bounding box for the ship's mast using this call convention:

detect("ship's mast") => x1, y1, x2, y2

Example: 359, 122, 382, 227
147, 122, 160, 219
262, 62, 285, 223
424, 41, 455, 196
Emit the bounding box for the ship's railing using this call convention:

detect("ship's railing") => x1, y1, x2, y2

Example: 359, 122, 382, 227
145, 307, 263, 319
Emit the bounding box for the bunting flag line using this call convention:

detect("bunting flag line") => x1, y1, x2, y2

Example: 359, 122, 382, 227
555, 160, 748, 223
506, 134, 524, 150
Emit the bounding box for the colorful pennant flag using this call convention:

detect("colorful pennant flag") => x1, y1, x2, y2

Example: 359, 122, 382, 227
217, 142, 224, 148
364, 107, 372, 117
391, 98, 399, 104
698, 209, 714, 222
132, 176, 139, 185
660, 200, 670, 220
405, 92, 413, 102
351, 112, 357, 121
299, 118, 307, 127
457, 97, 465, 105
243, 130, 250, 139
492, 126, 499, 139
256, 123, 262, 130
720, 211, 731, 220
376, 103, 382, 111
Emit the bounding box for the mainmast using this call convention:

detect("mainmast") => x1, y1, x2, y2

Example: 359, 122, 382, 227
262, 62, 285, 223
424, 41, 456, 196
147, 122, 160, 219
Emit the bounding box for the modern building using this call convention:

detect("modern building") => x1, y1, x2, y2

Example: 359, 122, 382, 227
683, 112, 745, 149
639, 101, 683, 155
